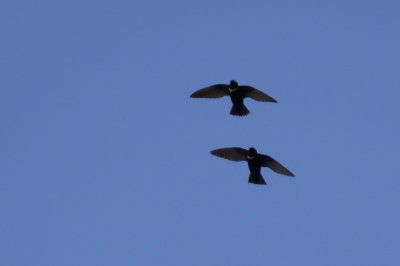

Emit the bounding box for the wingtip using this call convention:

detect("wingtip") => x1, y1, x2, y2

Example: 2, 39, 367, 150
190, 91, 201, 98
268, 96, 278, 103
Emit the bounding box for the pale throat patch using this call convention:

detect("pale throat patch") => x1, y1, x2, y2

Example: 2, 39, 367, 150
247, 155, 256, 160
229, 87, 238, 92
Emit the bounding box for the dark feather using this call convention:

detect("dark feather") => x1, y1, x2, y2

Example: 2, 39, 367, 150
248, 172, 267, 185
240, 86, 277, 102
230, 104, 250, 116
210, 147, 248, 162
190, 84, 229, 98
260, 154, 295, 177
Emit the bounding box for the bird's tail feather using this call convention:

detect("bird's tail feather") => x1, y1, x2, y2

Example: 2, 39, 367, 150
248, 172, 267, 185
230, 104, 250, 116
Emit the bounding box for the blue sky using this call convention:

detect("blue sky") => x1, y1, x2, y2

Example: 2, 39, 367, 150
1, 0, 399, 265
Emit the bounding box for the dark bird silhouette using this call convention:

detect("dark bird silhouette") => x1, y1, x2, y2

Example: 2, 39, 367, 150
210, 147, 294, 185
190, 80, 277, 116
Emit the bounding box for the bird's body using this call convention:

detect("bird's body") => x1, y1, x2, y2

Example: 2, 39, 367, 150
228, 85, 250, 116
190, 80, 277, 116
210, 147, 294, 185
247, 153, 265, 184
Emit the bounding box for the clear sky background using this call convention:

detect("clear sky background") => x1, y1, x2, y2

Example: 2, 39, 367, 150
1, 1, 399, 265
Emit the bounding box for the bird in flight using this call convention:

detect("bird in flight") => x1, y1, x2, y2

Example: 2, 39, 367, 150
210, 147, 294, 185
190, 80, 277, 116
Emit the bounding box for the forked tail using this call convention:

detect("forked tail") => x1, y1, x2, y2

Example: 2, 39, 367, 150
230, 104, 250, 116
248, 172, 267, 185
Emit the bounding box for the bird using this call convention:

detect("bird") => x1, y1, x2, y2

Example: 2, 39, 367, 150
190, 80, 277, 116
210, 147, 294, 185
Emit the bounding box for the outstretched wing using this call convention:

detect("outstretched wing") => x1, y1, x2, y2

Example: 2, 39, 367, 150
190, 84, 230, 98
210, 147, 248, 162
240, 86, 277, 102
260, 154, 295, 176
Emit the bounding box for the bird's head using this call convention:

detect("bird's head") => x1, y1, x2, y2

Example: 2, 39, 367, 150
247, 147, 257, 159
229, 80, 239, 89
